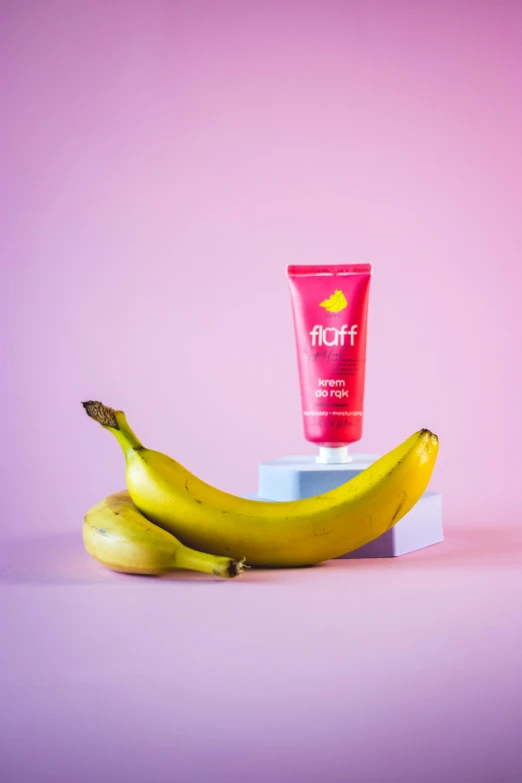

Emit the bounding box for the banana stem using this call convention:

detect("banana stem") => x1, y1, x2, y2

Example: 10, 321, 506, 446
174, 546, 246, 579
113, 411, 143, 451
110, 419, 143, 455
82, 401, 143, 455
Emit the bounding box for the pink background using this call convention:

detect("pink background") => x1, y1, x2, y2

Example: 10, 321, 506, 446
2, 0, 522, 536
2, 3, 522, 782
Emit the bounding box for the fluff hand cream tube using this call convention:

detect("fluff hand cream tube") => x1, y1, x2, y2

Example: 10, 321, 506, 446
287, 264, 372, 464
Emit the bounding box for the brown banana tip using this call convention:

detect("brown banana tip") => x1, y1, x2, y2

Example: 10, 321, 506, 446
82, 401, 119, 429
228, 557, 249, 578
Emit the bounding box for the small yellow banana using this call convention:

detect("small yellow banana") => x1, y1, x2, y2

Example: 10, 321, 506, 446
83, 401, 439, 567
84, 490, 245, 578
320, 289, 347, 313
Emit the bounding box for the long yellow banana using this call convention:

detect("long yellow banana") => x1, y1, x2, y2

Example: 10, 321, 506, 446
84, 490, 245, 578
83, 401, 438, 567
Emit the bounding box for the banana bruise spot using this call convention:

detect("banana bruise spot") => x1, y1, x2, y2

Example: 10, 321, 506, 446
185, 478, 202, 503
85, 519, 114, 536
391, 502, 404, 524
388, 491, 407, 530
90, 523, 115, 537
82, 401, 119, 429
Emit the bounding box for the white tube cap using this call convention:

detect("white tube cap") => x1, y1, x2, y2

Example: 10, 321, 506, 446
316, 445, 352, 464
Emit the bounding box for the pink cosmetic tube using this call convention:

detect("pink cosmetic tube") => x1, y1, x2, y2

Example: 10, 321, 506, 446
287, 264, 372, 464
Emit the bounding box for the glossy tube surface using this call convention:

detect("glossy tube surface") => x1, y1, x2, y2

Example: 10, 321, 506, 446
287, 264, 372, 449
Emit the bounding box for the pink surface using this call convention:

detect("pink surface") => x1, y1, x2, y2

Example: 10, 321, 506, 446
2, 528, 522, 782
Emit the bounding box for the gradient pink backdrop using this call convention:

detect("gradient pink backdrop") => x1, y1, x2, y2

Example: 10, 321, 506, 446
2, 3, 522, 783
2, 0, 522, 535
